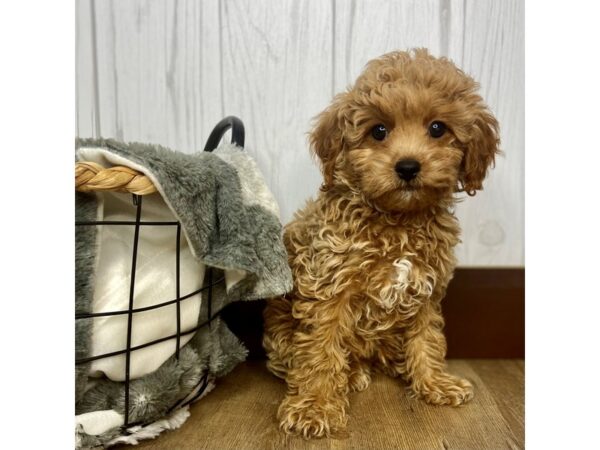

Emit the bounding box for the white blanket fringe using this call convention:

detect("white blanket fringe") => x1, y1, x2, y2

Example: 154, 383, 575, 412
105, 406, 191, 447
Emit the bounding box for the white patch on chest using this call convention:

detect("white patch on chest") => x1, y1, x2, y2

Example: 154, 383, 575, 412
378, 258, 435, 311
393, 258, 413, 291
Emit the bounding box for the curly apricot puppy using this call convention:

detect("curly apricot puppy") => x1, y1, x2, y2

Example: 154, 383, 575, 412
263, 49, 500, 439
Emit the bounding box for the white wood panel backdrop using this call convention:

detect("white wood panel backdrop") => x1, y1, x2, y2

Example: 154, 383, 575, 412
76, 0, 524, 267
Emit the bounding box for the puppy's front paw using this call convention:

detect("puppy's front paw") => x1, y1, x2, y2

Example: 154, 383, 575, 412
349, 364, 371, 392
412, 373, 474, 406
277, 394, 347, 439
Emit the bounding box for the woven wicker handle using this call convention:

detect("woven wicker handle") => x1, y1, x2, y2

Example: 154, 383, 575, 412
75, 161, 157, 195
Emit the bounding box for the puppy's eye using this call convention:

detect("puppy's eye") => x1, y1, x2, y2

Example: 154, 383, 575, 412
371, 124, 388, 141
428, 121, 447, 138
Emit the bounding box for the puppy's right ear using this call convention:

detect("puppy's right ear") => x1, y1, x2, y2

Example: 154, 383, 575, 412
309, 94, 347, 191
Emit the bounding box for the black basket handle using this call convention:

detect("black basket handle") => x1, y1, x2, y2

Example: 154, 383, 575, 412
203, 116, 245, 152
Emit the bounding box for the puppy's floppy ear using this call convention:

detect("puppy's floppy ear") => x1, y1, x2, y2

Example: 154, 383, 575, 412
459, 105, 500, 196
309, 94, 348, 191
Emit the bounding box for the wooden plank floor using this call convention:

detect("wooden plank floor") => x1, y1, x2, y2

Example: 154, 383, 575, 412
124, 359, 524, 450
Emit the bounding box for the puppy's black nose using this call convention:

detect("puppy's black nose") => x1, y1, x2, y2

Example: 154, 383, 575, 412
395, 159, 421, 181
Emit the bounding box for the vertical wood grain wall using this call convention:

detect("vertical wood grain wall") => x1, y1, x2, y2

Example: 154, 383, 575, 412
76, 0, 524, 267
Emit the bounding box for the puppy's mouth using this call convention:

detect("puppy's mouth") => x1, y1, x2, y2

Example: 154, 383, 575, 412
400, 182, 419, 191
373, 174, 453, 211
397, 178, 423, 193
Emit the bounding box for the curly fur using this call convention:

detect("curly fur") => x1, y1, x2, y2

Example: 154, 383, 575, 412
263, 49, 500, 439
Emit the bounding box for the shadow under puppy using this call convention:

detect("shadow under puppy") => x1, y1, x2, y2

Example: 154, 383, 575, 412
263, 49, 500, 439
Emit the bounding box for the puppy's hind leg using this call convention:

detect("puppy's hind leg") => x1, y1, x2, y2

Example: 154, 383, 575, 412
263, 295, 296, 379
277, 293, 354, 438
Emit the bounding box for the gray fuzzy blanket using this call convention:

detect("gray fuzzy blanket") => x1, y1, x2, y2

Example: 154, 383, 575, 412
75, 139, 292, 448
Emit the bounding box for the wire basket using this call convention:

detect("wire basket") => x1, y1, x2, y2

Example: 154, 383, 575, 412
75, 117, 245, 429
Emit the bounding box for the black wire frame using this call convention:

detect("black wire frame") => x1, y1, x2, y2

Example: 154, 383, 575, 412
75, 194, 223, 428
75, 116, 245, 430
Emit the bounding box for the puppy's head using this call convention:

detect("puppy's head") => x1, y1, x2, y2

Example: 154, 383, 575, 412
310, 49, 500, 212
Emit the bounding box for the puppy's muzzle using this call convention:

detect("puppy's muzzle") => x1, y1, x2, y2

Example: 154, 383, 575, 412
395, 159, 421, 181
